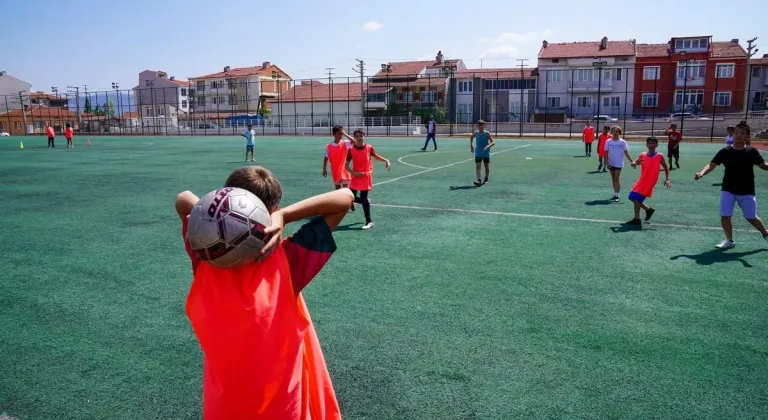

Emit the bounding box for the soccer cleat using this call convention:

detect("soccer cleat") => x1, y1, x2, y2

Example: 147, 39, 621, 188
362, 222, 375, 230
715, 239, 735, 249
598, 164, 602, 171
625, 218, 641, 225
483, 177, 489, 185
420, 148, 426, 152
473, 179, 482, 186
675, 162, 680, 169
644, 208, 656, 221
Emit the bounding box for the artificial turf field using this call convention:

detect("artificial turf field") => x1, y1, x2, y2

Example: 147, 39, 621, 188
1, 134, 766, 420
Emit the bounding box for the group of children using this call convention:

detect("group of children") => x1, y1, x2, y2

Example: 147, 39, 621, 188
45, 122, 75, 148
173, 117, 767, 420
583, 120, 768, 247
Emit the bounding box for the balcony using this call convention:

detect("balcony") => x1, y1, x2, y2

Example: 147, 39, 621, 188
675, 77, 705, 88
567, 80, 614, 93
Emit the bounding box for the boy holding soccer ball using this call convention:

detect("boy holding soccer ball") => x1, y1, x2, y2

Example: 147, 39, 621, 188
175, 166, 352, 419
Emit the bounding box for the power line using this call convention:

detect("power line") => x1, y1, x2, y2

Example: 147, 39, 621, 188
353, 59, 365, 95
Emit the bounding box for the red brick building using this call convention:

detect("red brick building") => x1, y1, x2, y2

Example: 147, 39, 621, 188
634, 36, 748, 116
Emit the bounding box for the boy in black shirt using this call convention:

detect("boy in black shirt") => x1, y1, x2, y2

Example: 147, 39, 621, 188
695, 121, 768, 249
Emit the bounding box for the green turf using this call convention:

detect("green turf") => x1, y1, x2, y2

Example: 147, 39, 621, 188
1, 135, 766, 420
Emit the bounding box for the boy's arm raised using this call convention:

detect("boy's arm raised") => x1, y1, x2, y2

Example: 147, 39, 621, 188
258, 189, 355, 259
175, 191, 199, 220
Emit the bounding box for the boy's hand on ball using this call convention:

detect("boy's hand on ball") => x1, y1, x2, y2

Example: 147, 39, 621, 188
258, 211, 285, 262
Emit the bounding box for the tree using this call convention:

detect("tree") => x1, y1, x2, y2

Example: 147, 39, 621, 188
108, 99, 116, 117
84, 97, 92, 113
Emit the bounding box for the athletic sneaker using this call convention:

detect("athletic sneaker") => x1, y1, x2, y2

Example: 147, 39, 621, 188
625, 218, 641, 225
420, 147, 426, 152
675, 162, 680, 169
362, 222, 375, 230
612, 196, 620, 202
644, 208, 656, 221
716, 239, 735, 249
473, 179, 482, 186
598, 163, 602, 171
483, 177, 488, 185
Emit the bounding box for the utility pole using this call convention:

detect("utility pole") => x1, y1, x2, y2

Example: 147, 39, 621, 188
68, 86, 81, 126
326, 68, 335, 127
516, 58, 529, 137
18, 91, 28, 134
744, 37, 758, 119
353, 59, 366, 123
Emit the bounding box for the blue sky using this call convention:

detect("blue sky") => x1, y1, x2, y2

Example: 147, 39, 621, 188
2, 0, 765, 92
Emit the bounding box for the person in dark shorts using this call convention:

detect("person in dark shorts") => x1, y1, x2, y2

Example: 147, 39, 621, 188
694, 121, 768, 249
470, 120, 495, 186
664, 123, 682, 169
46, 123, 55, 148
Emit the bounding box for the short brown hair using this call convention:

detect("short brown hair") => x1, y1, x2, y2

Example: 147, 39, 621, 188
736, 120, 750, 136
224, 166, 282, 212
353, 128, 365, 137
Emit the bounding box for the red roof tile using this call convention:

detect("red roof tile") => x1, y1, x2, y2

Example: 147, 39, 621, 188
372, 60, 433, 78
456, 67, 538, 79
0, 105, 77, 118
710, 41, 747, 58
636, 43, 670, 58
751, 57, 768, 66
190, 64, 291, 80
30, 91, 66, 100
272, 82, 364, 103
120, 111, 140, 120
169, 79, 191, 87
539, 40, 636, 59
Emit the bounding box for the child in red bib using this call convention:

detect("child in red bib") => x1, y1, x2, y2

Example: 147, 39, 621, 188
345, 129, 391, 230
176, 166, 354, 420
626, 137, 671, 225
323, 125, 356, 212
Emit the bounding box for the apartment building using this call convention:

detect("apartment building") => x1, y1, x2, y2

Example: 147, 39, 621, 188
188, 62, 291, 115
537, 37, 637, 119
454, 67, 537, 123
134, 70, 192, 119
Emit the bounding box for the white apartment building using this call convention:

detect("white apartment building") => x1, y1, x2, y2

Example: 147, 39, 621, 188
537, 37, 637, 119
188, 62, 291, 115
133, 70, 191, 120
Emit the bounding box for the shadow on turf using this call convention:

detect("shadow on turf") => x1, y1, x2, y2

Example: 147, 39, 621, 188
584, 199, 617, 206
449, 185, 480, 190
670, 248, 768, 267
336, 222, 364, 231
610, 224, 656, 233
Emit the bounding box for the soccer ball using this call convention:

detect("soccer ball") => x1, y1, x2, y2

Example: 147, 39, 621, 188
186, 187, 272, 268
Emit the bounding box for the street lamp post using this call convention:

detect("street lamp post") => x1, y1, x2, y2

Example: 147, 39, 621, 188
225, 73, 235, 133
271, 71, 282, 135
444, 63, 457, 135
592, 60, 608, 124
381, 64, 392, 136
146, 79, 155, 134
680, 58, 694, 134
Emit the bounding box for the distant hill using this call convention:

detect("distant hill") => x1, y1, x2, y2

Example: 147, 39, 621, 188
68, 91, 136, 113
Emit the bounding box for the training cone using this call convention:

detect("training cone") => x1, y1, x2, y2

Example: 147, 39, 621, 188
86, 139, 91, 146
19, 141, 24, 149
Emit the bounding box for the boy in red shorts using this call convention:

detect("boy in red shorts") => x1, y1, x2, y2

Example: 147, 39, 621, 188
345, 129, 391, 230
175, 166, 353, 419
625, 137, 671, 225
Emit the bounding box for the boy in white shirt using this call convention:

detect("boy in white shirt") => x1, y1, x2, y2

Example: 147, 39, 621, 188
724, 125, 735, 147
604, 125, 633, 202
241, 124, 256, 162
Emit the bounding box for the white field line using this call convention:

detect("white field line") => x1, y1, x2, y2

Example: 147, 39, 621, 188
377, 144, 531, 187
371, 203, 760, 234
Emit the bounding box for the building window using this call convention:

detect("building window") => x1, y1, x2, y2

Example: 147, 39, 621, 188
641, 93, 659, 107
196, 81, 205, 91
458, 80, 473, 92
716, 63, 735, 78
422, 91, 437, 102
603, 97, 621, 107
675, 90, 705, 108
181, 100, 187, 108
157, 107, 164, 116
677, 61, 706, 79
613, 68, 622, 81
713, 91, 732, 107
181, 88, 187, 96
576, 69, 594, 82
576, 96, 592, 107
145, 106, 153, 116
210, 81, 218, 89
240, 96, 248, 104
15, 122, 21, 129
752, 67, 762, 78
197, 96, 206, 106
675, 38, 708, 50
239, 80, 247, 88
0, 122, 5, 130
546, 70, 562, 83
546, 97, 561, 108
643, 66, 660, 80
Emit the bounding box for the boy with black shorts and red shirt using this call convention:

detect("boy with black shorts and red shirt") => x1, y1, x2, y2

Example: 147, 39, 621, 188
695, 121, 768, 249
665, 124, 682, 169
